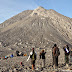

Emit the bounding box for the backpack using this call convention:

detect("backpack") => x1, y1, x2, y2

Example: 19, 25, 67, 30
10, 54, 14, 58
30, 52, 36, 61
55, 47, 60, 56
65, 48, 70, 55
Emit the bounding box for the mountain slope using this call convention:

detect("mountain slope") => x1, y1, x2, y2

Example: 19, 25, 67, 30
0, 10, 33, 28
0, 6, 72, 47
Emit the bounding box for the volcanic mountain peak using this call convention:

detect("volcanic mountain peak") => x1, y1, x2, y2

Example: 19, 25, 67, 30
35, 6, 56, 13
31, 6, 46, 16
34, 6, 46, 11
31, 6, 62, 18
31, 7, 72, 26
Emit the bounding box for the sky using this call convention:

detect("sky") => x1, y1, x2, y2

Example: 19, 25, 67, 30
0, 0, 72, 24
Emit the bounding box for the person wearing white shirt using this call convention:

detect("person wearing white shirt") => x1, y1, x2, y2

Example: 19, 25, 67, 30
27, 48, 37, 70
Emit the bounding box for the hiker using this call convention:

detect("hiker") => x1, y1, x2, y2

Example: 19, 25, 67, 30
52, 44, 56, 66
63, 45, 70, 67
53, 44, 60, 68
16, 50, 20, 56
27, 48, 37, 70
40, 49, 46, 68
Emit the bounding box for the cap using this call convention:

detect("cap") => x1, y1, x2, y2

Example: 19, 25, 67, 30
32, 48, 34, 50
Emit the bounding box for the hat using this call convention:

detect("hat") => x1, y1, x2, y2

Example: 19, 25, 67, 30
32, 48, 34, 50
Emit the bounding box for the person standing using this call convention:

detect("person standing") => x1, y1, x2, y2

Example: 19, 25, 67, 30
63, 45, 70, 67
53, 44, 60, 68
27, 48, 37, 70
40, 49, 46, 68
52, 44, 56, 66
70, 49, 72, 63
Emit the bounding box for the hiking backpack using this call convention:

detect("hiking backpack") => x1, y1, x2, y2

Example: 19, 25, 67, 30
55, 48, 60, 56
65, 48, 70, 55
30, 52, 36, 60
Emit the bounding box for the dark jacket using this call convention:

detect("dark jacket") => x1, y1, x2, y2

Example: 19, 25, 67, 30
53, 47, 60, 56
40, 52, 46, 59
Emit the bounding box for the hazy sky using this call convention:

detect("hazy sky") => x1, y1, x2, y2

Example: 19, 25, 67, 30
0, 0, 72, 23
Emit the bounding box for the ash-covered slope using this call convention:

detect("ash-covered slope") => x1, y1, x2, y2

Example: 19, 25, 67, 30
0, 6, 72, 47
0, 10, 33, 27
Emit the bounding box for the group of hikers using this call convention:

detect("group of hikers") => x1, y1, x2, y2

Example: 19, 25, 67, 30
27, 44, 71, 70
